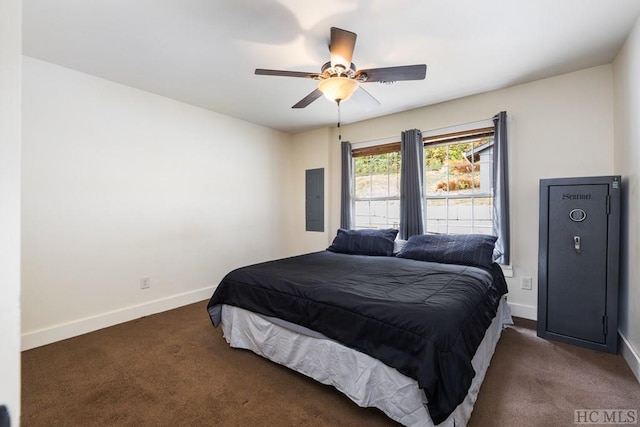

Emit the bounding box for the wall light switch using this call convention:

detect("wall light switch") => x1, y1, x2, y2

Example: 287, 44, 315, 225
140, 276, 150, 289
521, 276, 532, 290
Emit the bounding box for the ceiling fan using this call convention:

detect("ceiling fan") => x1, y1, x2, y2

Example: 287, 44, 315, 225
255, 27, 427, 109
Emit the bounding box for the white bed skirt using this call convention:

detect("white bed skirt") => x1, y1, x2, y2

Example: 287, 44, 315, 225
220, 297, 512, 427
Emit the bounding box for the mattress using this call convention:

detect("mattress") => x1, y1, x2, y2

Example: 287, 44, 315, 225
220, 297, 512, 427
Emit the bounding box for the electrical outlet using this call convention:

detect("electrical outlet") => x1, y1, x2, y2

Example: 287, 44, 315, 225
521, 276, 532, 290
140, 276, 150, 289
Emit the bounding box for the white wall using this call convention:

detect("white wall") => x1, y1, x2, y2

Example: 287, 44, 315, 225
21, 57, 294, 349
0, 0, 22, 422
294, 65, 615, 320
613, 15, 640, 381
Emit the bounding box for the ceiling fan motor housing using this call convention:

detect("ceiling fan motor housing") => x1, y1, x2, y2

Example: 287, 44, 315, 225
320, 61, 357, 79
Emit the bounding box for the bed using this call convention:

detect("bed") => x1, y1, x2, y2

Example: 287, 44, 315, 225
207, 230, 511, 426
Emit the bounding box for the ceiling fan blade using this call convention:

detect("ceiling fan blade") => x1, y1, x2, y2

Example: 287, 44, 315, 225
356, 64, 427, 83
350, 86, 381, 110
292, 89, 323, 109
255, 69, 319, 79
330, 27, 357, 69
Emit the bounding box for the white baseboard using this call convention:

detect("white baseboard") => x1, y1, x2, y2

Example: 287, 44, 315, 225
21, 286, 216, 351
507, 301, 537, 320
620, 331, 640, 384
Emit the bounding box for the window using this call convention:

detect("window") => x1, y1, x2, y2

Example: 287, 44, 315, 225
350, 126, 497, 235
352, 143, 401, 230
423, 127, 495, 235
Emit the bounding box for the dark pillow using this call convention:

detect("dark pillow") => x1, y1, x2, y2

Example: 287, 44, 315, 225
397, 233, 498, 268
327, 228, 399, 256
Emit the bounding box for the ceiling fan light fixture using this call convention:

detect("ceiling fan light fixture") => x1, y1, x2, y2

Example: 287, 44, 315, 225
318, 77, 359, 103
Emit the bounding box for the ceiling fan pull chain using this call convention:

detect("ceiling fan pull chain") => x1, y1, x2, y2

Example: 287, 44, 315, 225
337, 100, 342, 142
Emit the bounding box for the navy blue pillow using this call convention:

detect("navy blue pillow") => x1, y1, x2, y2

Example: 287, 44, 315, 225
327, 228, 399, 256
397, 233, 498, 268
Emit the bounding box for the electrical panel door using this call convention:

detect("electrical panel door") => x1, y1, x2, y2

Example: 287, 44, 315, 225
305, 168, 324, 232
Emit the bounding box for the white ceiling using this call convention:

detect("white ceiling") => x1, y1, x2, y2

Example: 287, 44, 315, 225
23, 0, 640, 134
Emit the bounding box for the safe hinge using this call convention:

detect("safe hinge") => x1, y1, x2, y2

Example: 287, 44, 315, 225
606, 195, 611, 215
603, 315, 608, 336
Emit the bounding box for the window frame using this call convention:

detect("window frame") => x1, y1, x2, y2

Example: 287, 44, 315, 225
349, 126, 497, 234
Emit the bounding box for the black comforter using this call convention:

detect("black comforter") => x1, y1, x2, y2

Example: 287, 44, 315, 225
207, 251, 507, 424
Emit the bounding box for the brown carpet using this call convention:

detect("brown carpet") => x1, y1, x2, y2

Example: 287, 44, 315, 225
22, 302, 640, 426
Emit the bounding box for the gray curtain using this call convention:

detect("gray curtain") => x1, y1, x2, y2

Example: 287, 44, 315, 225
340, 141, 353, 229
492, 111, 510, 264
399, 129, 425, 239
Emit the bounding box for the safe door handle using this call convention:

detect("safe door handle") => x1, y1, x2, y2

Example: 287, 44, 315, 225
574, 236, 581, 254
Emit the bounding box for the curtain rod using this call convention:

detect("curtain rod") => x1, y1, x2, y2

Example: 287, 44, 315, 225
351, 134, 400, 147
351, 116, 495, 146
421, 117, 495, 135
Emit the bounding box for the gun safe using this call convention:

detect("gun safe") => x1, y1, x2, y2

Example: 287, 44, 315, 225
537, 176, 620, 353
